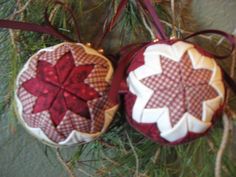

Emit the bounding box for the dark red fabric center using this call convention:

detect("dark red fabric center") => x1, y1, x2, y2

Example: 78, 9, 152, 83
22, 52, 99, 126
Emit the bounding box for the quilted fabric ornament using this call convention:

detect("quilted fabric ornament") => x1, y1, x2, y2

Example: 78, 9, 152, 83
15, 43, 118, 146
110, 0, 235, 145
0, 1, 129, 146
124, 40, 225, 144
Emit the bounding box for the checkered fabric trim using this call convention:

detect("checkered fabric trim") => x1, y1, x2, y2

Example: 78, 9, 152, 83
17, 87, 37, 114
38, 45, 70, 65
24, 111, 65, 142
85, 65, 109, 94
17, 43, 113, 143
140, 52, 218, 127
186, 84, 218, 119
180, 53, 212, 86
18, 57, 37, 86
69, 45, 108, 66
57, 111, 91, 137
88, 96, 112, 133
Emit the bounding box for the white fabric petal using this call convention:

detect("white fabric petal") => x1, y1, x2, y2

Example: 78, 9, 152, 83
59, 130, 93, 145
156, 107, 172, 133
210, 80, 225, 99
127, 72, 153, 122
204, 96, 222, 113
187, 48, 203, 69
195, 56, 214, 70
142, 107, 167, 123
171, 41, 194, 61
187, 113, 211, 133
210, 63, 223, 83
145, 44, 174, 58
202, 102, 215, 122
160, 113, 211, 142
160, 114, 188, 142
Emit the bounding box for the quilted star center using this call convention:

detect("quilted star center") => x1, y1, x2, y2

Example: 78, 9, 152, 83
22, 52, 99, 126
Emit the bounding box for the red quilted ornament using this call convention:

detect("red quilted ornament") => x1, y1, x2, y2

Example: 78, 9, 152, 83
15, 43, 118, 146
124, 41, 225, 145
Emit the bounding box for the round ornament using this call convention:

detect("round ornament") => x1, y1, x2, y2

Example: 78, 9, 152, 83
15, 42, 118, 146
124, 40, 225, 145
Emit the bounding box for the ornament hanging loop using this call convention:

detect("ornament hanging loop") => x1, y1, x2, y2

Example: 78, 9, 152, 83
183, 30, 235, 59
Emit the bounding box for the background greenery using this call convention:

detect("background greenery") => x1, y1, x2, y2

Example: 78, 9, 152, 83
0, 0, 235, 177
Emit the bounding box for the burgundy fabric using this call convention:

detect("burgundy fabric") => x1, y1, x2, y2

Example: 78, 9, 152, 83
108, 43, 148, 104
124, 41, 224, 145
17, 44, 113, 143
22, 52, 98, 125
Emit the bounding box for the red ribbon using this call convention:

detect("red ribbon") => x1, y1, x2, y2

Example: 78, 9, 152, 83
93, 0, 129, 48
137, 0, 168, 40
0, 1, 78, 42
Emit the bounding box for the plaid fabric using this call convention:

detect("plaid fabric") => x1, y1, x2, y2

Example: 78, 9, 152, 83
85, 65, 109, 94
17, 87, 37, 114
57, 111, 91, 137
17, 43, 113, 143
39, 45, 70, 65
69, 45, 108, 66
88, 95, 112, 133
140, 52, 219, 127
24, 111, 65, 142
18, 57, 37, 86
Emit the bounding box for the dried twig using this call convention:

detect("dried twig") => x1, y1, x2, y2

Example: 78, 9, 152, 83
77, 168, 94, 177
140, 10, 155, 40
9, 0, 32, 50
56, 148, 76, 177
11, 0, 32, 19
170, 0, 177, 37
215, 41, 235, 177
151, 148, 160, 163
160, 19, 211, 40
215, 113, 231, 177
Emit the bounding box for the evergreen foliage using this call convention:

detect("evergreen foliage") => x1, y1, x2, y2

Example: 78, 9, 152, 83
0, 0, 235, 176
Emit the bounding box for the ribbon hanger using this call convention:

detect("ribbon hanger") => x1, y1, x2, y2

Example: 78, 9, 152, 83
0, 1, 78, 42
93, 0, 129, 49
183, 30, 236, 59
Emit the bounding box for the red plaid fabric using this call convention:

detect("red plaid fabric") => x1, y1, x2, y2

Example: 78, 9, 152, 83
88, 96, 112, 133
16, 43, 114, 144
17, 87, 37, 114
57, 111, 91, 137
141, 53, 218, 127
85, 65, 109, 94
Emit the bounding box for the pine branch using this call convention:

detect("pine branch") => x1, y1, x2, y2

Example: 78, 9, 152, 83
215, 113, 231, 177
56, 148, 76, 177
